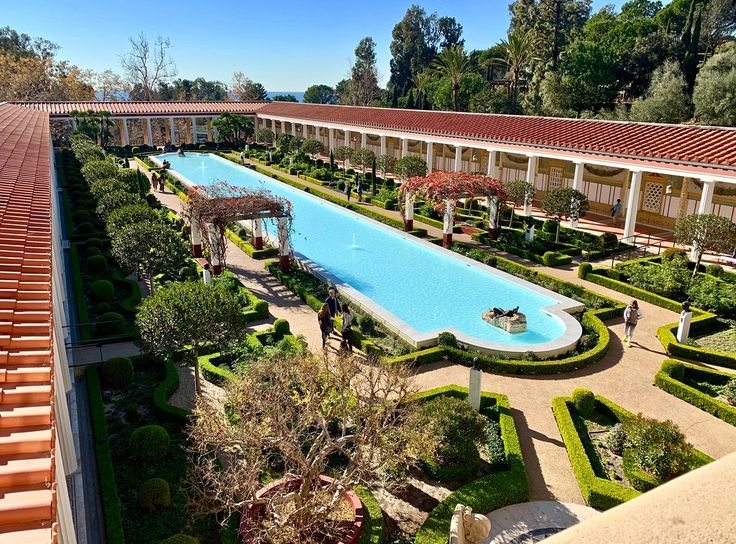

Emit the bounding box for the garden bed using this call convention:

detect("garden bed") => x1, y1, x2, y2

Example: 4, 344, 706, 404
552, 392, 711, 510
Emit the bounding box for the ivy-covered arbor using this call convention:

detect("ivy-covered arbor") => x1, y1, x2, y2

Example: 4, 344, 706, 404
183, 181, 292, 274
400, 171, 506, 245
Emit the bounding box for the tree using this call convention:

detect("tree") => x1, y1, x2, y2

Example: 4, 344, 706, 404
158, 77, 228, 100
136, 280, 244, 394
254, 128, 275, 146
333, 146, 353, 170
272, 93, 298, 102
106, 204, 160, 235
541, 187, 589, 242
438, 16, 464, 50
231, 72, 268, 100
301, 138, 324, 159
96, 190, 144, 222
396, 155, 428, 180
346, 37, 382, 106
630, 60, 692, 123
71, 111, 115, 147
212, 113, 255, 144
425, 72, 485, 112
495, 30, 536, 114
431, 45, 471, 111
111, 220, 189, 294
693, 43, 736, 126
0, 26, 58, 58
186, 353, 419, 539
95, 70, 129, 101
389, 6, 440, 98
377, 154, 398, 179
303, 84, 338, 104
504, 179, 536, 226
121, 33, 176, 101
352, 148, 376, 180
674, 213, 736, 279
410, 70, 433, 110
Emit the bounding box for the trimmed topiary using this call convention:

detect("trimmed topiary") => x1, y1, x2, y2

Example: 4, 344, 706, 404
85, 237, 103, 250
661, 359, 685, 381
661, 247, 688, 261
95, 311, 126, 336
272, 318, 290, 337
85, 246, 101, 257
138, 477, 171, 511
77, 222, 95, 235
130, 425, 170, 461
90, 279, 114, 302
542, 219, 557, 233
706, 264, 724, 278
437, 332, 458, 348
571, 388, 595, 418
578, 262, 593, 279
86, 254, 108, 275
100, 357, 134, 391
161, 534, 200, 544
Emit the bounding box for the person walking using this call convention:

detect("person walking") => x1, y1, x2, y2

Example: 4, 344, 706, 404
345, 181, 352, 202
339, 303, 354, 353
324, 287, 340, 334
611, 199, 622, 227
318, 303, 332, 349
151, 171, 160, 192
623, 300, 642, 347
356, 180, 363, 203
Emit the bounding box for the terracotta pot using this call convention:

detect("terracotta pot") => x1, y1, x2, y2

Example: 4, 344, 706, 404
239, 475, 364, 544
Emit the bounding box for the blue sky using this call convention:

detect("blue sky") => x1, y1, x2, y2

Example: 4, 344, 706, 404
6, 0, 630, 91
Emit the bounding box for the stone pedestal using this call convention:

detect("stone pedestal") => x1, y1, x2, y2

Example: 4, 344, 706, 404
677, 311, 693, 343
482, 312, 527, 334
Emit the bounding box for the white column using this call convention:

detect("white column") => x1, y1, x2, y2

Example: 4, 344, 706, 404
487, 150, 498, 178
254, 117, 259, 131
168, 117, 176, 144
122, 118, 130, 146
401, 138, 409, 158
524, 155, 538, 215
277, 216, 291, 271
454, 146, 462, 172
291, 122, 296, 137
443, 199, 454, 246
698, 180, 715, 215
190, 215, 203, 257
208, 223, 222, 274
380, 135, 386, 156
344, 129, 350, 147
146, 118, 153, 147
623, 170, 643, 239
572, 161, 584, 191
70, 118, 77, 131
487, 196, 500, 232
281, 120, 286, 135
426, 142, 434, 173
191, 116, 197, 144
404, 191, 415, 230
329, 128, 335, 150
252, 218, 263, 250
361, 132, 367, 148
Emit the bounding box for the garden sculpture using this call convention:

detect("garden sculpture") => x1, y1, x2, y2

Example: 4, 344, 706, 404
450, 504, 492, 544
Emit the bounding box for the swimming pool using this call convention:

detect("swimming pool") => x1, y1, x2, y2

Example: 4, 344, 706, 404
155, 153, 583, 356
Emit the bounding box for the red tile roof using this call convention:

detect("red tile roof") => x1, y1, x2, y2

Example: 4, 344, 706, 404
13, 101, 269, 118
258, 102, 736, 170
0, 103, 57, 543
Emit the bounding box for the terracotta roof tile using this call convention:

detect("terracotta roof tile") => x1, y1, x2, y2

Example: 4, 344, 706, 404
257, 102, 736, 170
12, 100, 269, 117
0, 103, 55, 539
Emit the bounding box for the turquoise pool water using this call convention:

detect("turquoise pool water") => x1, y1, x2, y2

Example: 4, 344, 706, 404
158, 153, 577, 349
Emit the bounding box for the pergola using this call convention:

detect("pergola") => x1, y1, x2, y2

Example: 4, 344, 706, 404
184, 182, 293, 274
400, 171, 506, 246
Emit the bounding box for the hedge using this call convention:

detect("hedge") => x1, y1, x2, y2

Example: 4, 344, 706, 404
70, 244, 92, 340
655, 359, 736, 426
87, 366, 125, 544
414, 386, 528, 544
584, 265, 736, 369
355, 486, 385, 544
198, 353, 237, 386
153, 359, 190, 423
225, 228, 278, 259
552, 395, 641, 510
414, 213, 462, 233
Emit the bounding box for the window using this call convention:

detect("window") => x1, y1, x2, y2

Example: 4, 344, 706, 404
642, 182, 663, 213
549, 166, 563, 190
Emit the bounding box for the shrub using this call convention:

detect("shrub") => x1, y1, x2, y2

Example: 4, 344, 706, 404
131, 146, 140, 155
86, 254, 107, 275
81, 159, 119, 184
161, 535, 199, 544
542, 220, 557, 233
706, 264, 724, 278
100, 357, 134, 391
85, 246, 101, 257
661, 359, 685, 381
85, 237, 103, 250
578, 262, 593, 279
723, 379, 736, 406
606, 423, 626, 455
661, 247, 688, 261
622, 415, 693, 481
138, 478, 171, 511
437, 332, 458, 348
484, 420, 506, 470
413, 396, 487, 481
75, 210, 91, 222
571, 388, 595, 418
688, 275, 736, 318
357, 314, 376, 335
90, 279, 114, 302
599, 232, 619, 249
77, 222, 95, 235
272, 318, 290, 336
129, 425, 170, 461
96, 312, 125, 336
625, 256, 690, 300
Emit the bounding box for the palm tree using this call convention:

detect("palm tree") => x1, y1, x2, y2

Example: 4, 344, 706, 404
431, 45, 471, 111
494, 30, 536, 114
411, 70, 432, 110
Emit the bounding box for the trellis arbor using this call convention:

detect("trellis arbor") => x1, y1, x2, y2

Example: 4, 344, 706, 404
183, 181, 293, 274
400, 171, 506, 246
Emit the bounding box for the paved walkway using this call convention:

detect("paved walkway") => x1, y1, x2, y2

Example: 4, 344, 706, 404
142, 159, 736, 506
